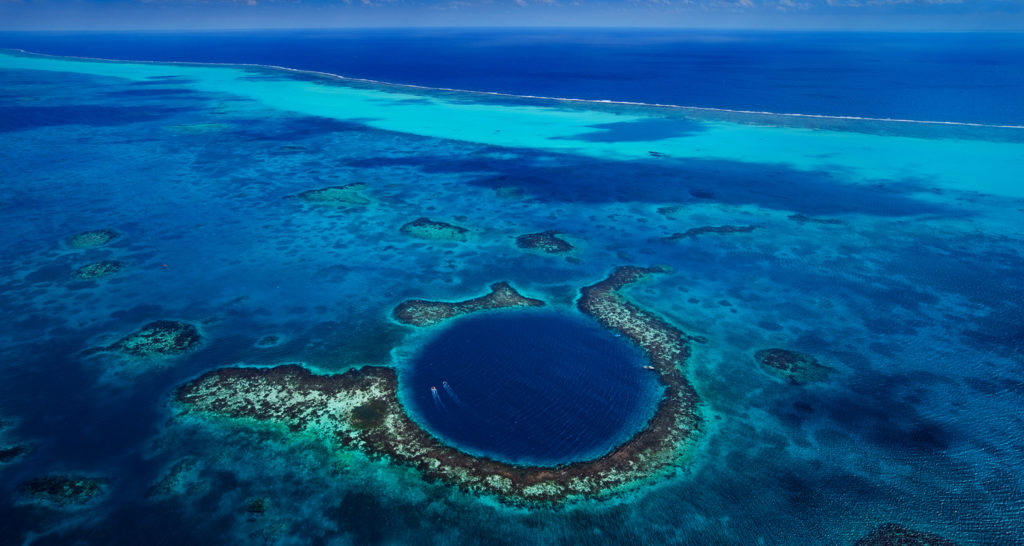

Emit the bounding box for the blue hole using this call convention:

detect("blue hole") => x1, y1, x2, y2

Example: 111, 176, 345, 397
402, 309, 663, 466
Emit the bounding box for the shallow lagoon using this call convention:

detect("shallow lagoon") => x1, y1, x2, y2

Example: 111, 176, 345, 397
0, 47, 1022, 543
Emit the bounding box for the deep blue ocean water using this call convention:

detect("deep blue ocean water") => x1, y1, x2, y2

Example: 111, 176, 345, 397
404, 310, 660, 466
0, 30, 1022, 545
1, 29, 1023, 125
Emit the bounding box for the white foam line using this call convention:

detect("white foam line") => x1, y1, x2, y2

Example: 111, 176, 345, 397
7, 48, 1024, 130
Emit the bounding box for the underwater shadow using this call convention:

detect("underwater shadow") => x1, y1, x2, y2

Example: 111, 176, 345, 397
103, 88, 205, 98
228, 115, 380, 141
773, 370, 961, 455
554, 117, 706, 142
348, 149, 949, 217
0, 104, 193, 133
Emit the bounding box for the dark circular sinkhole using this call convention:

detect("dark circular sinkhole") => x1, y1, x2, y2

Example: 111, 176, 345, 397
402, 309, 663, 466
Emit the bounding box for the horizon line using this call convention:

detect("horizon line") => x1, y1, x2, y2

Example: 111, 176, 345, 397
3, 26, 1024, 33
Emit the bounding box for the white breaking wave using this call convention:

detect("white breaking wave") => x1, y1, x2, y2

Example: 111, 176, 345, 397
7, 47, 1024, 130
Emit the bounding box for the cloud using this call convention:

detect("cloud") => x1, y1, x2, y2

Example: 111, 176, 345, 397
872, 0, 965, 4
138, 0, 261, 4
825, 0, 964, 5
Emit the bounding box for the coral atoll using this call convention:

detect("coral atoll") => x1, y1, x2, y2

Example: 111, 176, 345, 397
73, 260, 124, 280
515, 230, 574, 253
85, 320, 202, 358
393, 282, 544, 327
854, 523, 957, 546
176, 266, 702, 504
754, 348, 832, 385
400, 217, 470, 242
67, 229, 120, 249
292, 183, 370, 206
19, 475, 108, 507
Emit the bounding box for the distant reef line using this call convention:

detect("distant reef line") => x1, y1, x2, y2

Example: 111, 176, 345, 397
5, 49, 1023, 135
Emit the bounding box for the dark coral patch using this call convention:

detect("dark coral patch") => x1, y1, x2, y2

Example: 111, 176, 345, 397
86, 320, 202, 358
351, 400, 389, 430
754, 348, 832, 385
515, 230, 574, 254
67, 229, 120, 249
177, 266, 701, 505
19, 475, 107, 506
656, 205, 685, 217
245, 497, 269, 516
73, 260, 124, 280
0, 444, 30, 464
855, 523, 957, 546
493, 186, 524, 199
393, 282, 544, 327
293, 183, 369, 206
400, 217, 470, 242
664, 225, 758, 241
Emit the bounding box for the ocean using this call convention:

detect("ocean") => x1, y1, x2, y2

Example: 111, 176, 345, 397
3, 29, 1024, 125
0, 30, 1022, 544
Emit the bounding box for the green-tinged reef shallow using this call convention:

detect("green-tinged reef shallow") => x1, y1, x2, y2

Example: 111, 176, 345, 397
855, 523, 958, 546
400, 217, 470, 242
66, 229, 120, 249
754, 348, 832, 385
73, 260, 124, 280
393, 281, 544, 327
84, 320, 202, 358
175, 266, 701, 504
18, 475, 108, 507
245, 497, 269, 517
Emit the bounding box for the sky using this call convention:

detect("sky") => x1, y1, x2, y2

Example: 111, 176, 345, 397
0, 0, 1023, 31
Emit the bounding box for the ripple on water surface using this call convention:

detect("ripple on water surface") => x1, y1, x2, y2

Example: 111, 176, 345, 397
403, 309, 663, 466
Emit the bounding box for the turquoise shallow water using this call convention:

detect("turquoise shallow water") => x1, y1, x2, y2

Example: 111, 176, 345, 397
0, 49, 1023, 543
